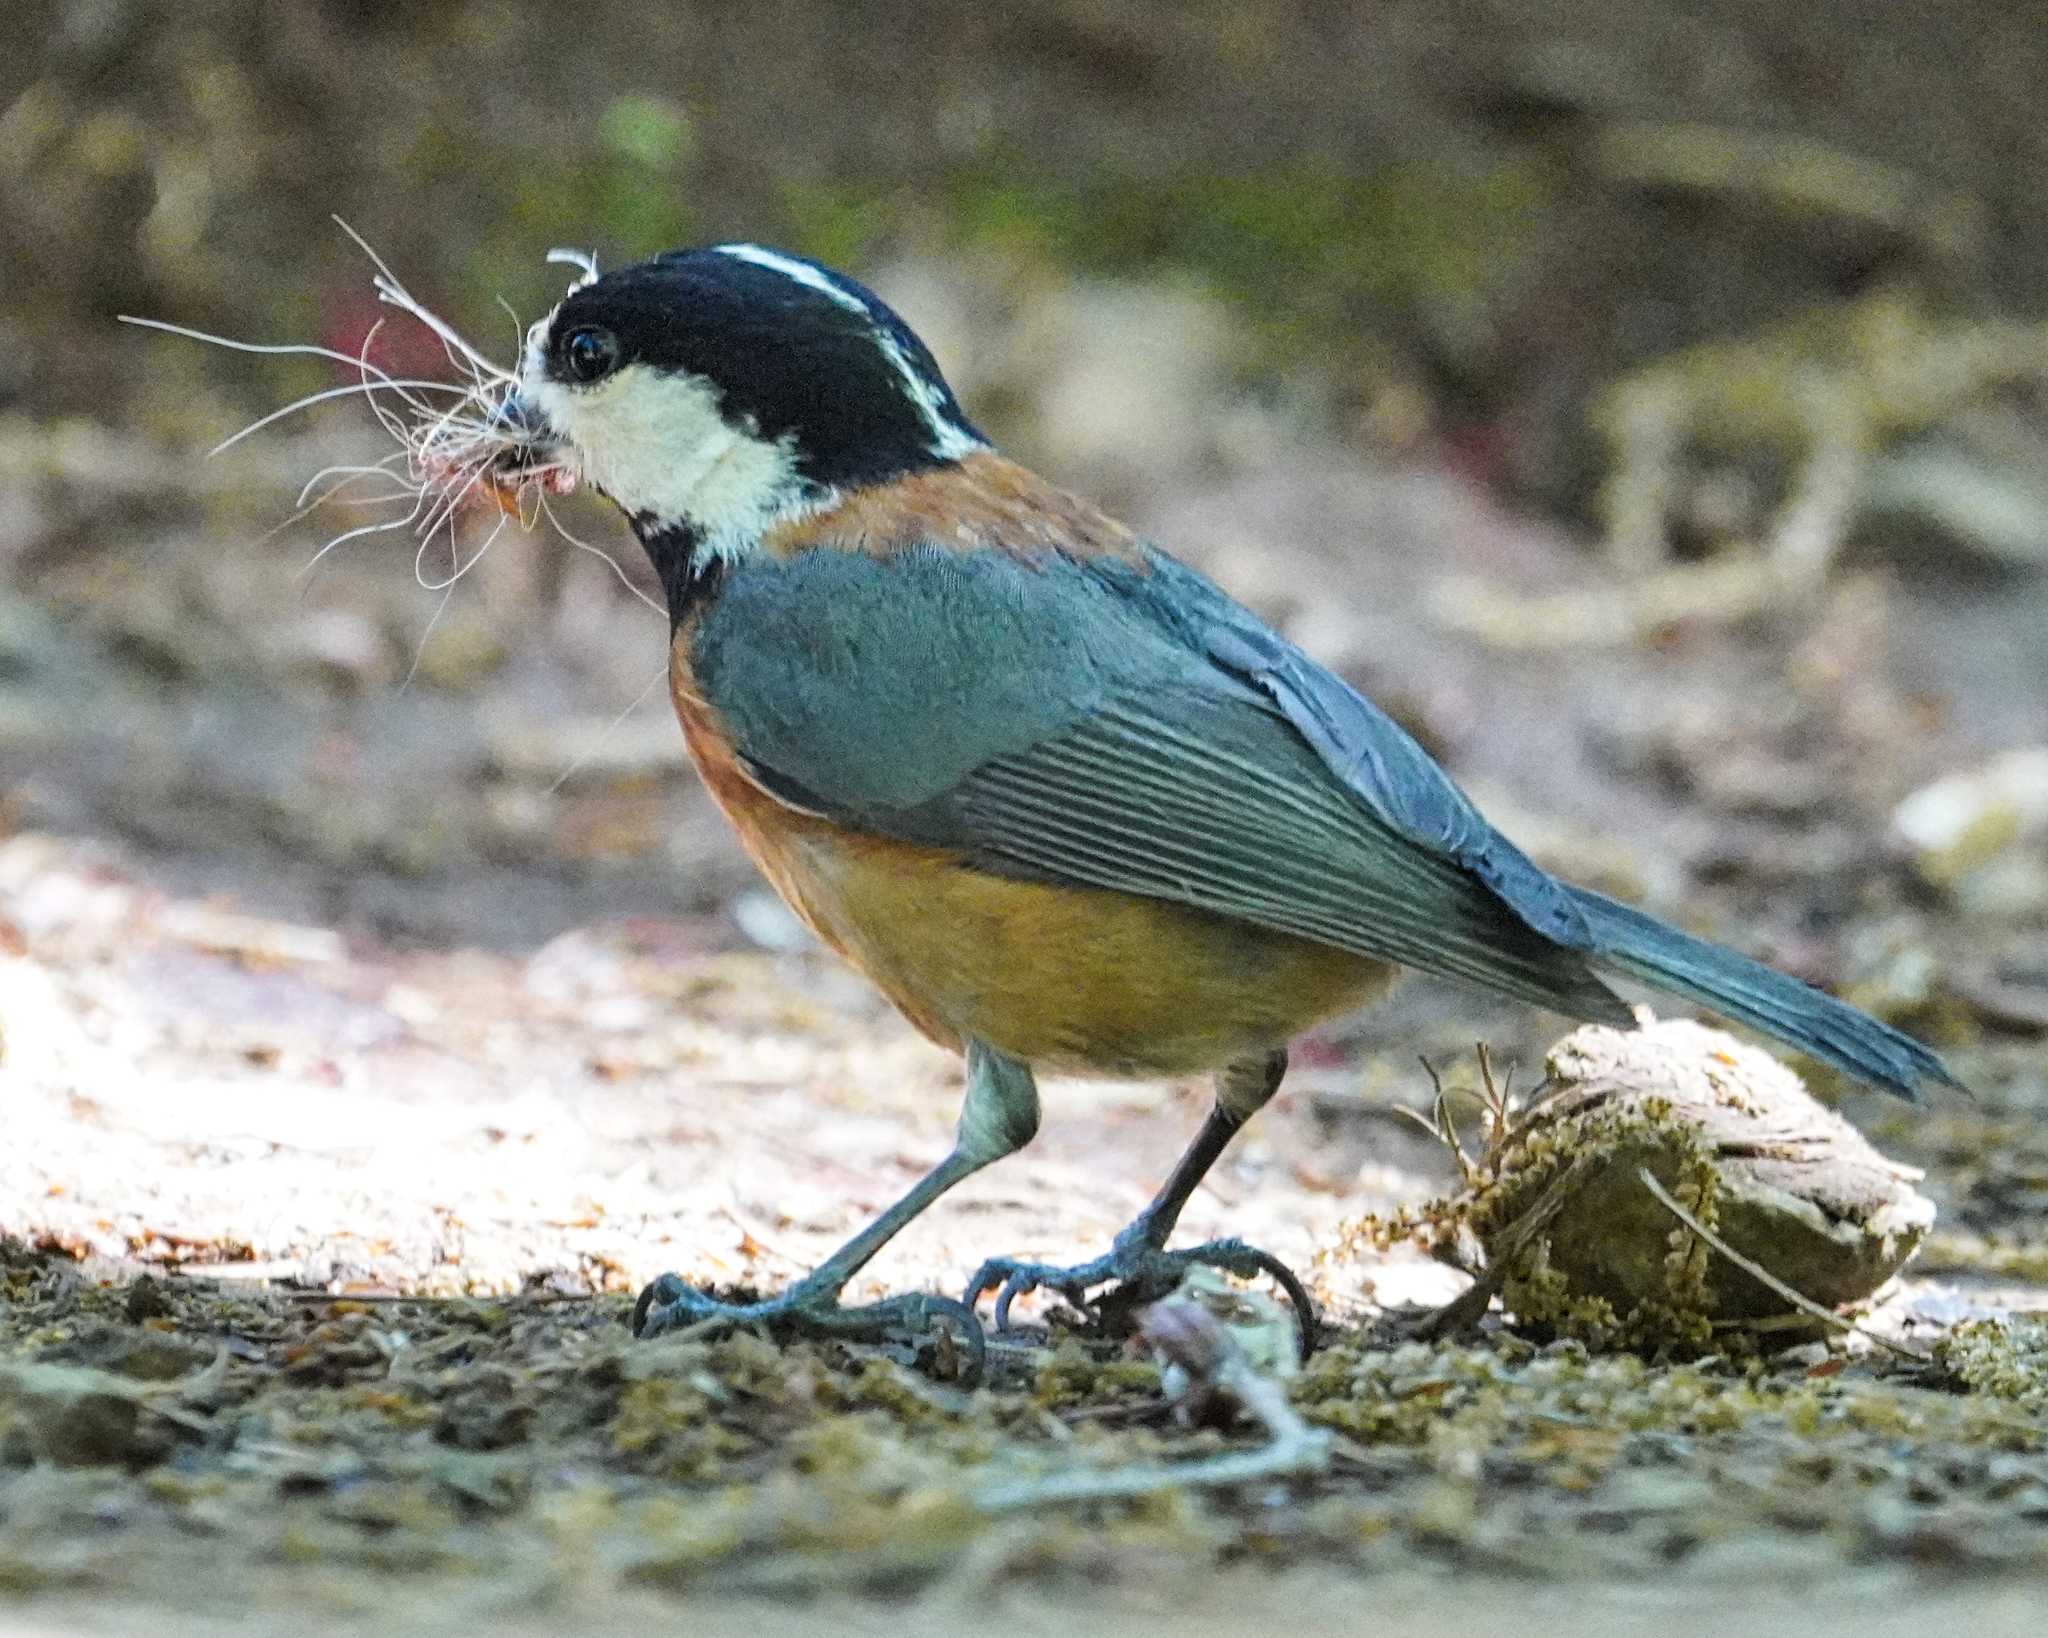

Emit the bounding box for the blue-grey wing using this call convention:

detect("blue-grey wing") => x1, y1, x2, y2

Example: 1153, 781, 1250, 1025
691, 542, 1629, 1021
1123, 551, 1600, 952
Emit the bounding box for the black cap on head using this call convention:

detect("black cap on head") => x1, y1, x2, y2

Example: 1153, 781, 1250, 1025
538, 244, 983, 492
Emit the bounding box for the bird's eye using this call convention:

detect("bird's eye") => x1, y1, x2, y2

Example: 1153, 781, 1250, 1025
561, 326, 621, 385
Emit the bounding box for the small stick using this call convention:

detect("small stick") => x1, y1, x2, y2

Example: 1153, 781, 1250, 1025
1636, 1167, 1927, 1364
970, 1421, 1327, 1513
970, 1291, 1329, 1513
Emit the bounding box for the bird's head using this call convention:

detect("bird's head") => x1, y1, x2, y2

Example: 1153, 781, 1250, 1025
494, 245, 984, 575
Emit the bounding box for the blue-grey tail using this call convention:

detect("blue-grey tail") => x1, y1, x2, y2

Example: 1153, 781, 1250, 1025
1569, 887, 1965, 1103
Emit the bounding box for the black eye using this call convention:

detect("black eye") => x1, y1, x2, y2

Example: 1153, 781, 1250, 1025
561, 326, 620, 384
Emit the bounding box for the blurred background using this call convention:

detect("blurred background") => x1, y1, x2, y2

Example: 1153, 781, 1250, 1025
4, 0, 2047, 1233
5, 6, 2048, 1613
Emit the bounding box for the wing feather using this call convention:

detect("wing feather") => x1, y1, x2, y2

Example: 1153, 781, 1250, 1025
693, 541, 1630, 1023
948, 692, 1632, 1020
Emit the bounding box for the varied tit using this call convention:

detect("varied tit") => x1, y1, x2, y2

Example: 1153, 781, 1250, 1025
484, 244, 1961, 1369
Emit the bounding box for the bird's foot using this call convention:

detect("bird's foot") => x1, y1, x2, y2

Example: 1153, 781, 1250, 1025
963, 1234, 1318, 1360
630, 1273, 987, 1383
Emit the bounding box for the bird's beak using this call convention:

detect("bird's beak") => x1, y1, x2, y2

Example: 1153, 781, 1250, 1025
479, 389, 577, 509
492, 388, 557, 449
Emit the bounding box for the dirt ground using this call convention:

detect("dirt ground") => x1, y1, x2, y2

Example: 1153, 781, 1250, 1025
5, 817, 2048, 1630
6, 424, 2048, 1631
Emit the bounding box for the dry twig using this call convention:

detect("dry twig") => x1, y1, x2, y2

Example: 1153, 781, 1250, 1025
970, 1283, 1329, 1512
1636, 1167, 1927, 1364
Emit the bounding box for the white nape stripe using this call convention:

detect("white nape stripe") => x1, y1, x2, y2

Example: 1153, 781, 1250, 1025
712, 242, 986, 461
714, 243, 872, 316
882, 330, 984, 460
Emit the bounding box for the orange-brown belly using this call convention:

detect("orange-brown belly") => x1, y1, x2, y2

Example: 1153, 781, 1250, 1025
777, 825, 1396, 1074
670, 653, 1394, 1074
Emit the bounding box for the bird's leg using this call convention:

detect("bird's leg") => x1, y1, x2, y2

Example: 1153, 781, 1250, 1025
964, 1049, 1317, 1357
633, 1041, 1039, 1381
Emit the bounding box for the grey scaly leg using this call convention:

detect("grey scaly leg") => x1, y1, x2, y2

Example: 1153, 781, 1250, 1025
963, 1049, 1317, 1356
634, 1040, 1040, 1380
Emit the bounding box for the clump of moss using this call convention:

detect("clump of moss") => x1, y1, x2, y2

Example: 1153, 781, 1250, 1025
1339, 1019, 1936, 1350
1934, 1318, 2048, 1410
1030, 1338, 1161, 1411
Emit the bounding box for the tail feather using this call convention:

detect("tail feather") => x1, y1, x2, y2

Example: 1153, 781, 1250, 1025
1569, 887, 1965, 1103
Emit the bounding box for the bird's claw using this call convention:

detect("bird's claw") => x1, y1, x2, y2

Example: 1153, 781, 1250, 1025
963, 1235, 1319, 1360
630, 1273, 987, 1384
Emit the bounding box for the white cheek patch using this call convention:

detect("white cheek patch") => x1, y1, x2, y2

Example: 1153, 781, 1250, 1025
523, 360, 805, 556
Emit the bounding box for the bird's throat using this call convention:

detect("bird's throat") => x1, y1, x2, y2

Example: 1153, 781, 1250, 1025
632, 517, 728, 627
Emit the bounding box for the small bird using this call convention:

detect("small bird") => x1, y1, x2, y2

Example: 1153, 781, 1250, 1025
480, 243, 1960, 1366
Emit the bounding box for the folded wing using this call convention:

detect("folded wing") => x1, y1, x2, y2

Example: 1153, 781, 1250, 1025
694, 541, 1632, 1024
